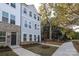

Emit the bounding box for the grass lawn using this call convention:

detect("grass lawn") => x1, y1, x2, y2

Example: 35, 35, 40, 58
21, 43, 58, 56
0, 46, 18, 56
73, 41, 79, 52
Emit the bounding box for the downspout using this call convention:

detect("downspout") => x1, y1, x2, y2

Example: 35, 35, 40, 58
20, 3, 22, 45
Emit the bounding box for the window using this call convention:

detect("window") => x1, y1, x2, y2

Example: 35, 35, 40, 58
2, 11, 9, 23
35, 24, 37, 29
38, 16, 39, 21
23, 34, 27, 41
6, 3, 9, 5
38, 25, 39, 30
29, 11, 32, 17
34, 35, 36, 42
24, 8, 27, 14
11, 3, 16, 8
10, 14, 15, 24
0, 32, 6, 42
29, 34, 32, 41
25, 21, 27, 27
29, 22, 31, 29
34, 14, 36, 19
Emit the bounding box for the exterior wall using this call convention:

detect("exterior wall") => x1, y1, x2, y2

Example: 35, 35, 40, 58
0, 3, 21, 46
0, 22, 20, 46
0, 3, 20, 26
21, 4, 41, 43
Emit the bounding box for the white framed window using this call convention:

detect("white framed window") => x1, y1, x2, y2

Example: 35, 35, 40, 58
0, 32, 6, 42
29, 11, 32, 17
34, 14, 36, 19
24, 8, 27, 14
11, 3, 16, 8
23, 34, 27, 41
2, 11, 9, 23
25, 21, 27, 28
10, 14, 15, 24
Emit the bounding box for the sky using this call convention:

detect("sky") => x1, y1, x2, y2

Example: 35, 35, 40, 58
26, 3, 41, 12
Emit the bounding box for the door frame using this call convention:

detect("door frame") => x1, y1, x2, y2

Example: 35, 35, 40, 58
11, 32, 16, 45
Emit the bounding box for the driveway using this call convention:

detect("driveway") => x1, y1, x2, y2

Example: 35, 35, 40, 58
53, 42, 78, 56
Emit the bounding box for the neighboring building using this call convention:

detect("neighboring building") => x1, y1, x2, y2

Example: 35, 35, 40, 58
0, 3, 21, 46
21, 4, 41, 44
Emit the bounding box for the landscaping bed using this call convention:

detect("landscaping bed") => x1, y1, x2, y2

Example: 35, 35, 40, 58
21, 43, 58, 56
43, 40, 64, 45
0, 46, 18, 56
73, 41, 79, 52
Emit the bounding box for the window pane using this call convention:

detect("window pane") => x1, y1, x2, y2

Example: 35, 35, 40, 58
34, 35, 36, 42
10, 14, 15, 20
25, 21, 27, 27
29, 11, 32, 17
35, 24, 36, 29
0, 32, 2, 36
29, 34, 32, 41
2, 32, 6, 36
23, 34, 27, 41
10, 19, 15, 24
2, 11, 8, 18
34, 14, 36, 19
2, 11, 8, 23
11, 3, 16, 8
2, 17, 8, 23
0, 37, 5, 42
38, 16, 39, 21
24, 8, 27, 14
10, 14, 15, 24
6, 3, 9, 5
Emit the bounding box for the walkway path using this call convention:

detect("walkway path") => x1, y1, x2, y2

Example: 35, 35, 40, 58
39, 43, 60, 47
52, 42, 78, 56
10, 45, 40, 56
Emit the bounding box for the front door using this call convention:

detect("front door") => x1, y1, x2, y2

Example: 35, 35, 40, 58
11, 32, 16, 45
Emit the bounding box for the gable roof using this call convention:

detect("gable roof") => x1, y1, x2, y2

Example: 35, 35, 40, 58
22, 3, 39, 14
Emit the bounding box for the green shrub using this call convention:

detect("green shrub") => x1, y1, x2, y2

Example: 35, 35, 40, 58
73, 32, 79, 39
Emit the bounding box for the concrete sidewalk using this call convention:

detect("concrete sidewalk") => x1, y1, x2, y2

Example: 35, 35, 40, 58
10, 45, 40, 56
52, 42, 78, 56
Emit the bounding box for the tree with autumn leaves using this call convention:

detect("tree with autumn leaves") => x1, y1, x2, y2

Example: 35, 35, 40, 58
39, 3, 79, 41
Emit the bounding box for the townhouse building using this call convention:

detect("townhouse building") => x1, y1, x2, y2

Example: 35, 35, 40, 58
21, 4, 41, 44
0, 3, 41, 46
0, 3, 21, 46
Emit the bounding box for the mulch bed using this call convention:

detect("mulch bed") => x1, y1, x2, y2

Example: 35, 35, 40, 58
0, 46, 12, 52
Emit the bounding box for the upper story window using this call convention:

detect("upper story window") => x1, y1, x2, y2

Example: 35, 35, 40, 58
24, 8, 27, 14
10, 14, 15, 24
29, 11, 32, 17
25, 21, 27, 27
2, 11, 9, 23
29, 22, 31, 29
38, 16, 39, 21
34, 14, 36, 19
11, 3, 16, 8
35, 24, 37, 29
6, 3, 9, 5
